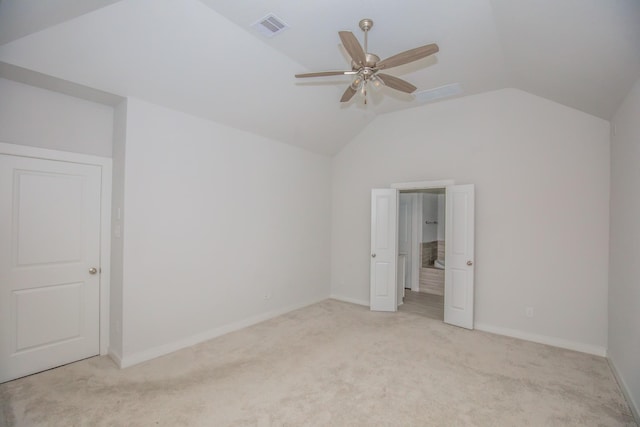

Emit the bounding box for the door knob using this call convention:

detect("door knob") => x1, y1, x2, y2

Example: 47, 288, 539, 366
89, 267, 98, 275
372, 253, 376, 258
467, 260, 473, 266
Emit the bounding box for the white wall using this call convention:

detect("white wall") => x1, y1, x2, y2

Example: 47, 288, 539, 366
117, 98, 332, 366
399, 193, 413, 252
331, 88, 610, 354
108, 99, 127, 361
421, 194, 438, 242
0, 78, 113, 157
608, 76, 640, 420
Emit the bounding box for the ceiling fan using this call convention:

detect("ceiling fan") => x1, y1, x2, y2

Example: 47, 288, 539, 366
295, 19, 439, 104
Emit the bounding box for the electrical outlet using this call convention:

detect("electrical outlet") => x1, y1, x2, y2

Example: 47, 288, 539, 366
525, 307, 534, 318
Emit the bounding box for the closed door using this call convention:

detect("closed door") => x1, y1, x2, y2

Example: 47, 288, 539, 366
0, 154, 101, 383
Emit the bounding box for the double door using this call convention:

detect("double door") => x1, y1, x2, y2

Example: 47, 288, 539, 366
370, 185, 475, 329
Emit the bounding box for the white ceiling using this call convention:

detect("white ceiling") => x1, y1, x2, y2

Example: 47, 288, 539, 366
0, 0, 121, 45
0, 0, 639, 155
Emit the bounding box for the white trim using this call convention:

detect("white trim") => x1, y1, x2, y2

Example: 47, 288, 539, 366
0, 142, 112, 356
330, 294, 370, 307
392, 179, 455, 191
107, 349, 123, 368
608, 356, 640, 424
391, 180, 454, 297
98, 163, 112, 355
411, 194, 421, 292
475, 322, 607, 357
388, 179, 456, 310
117, 296, 328, 368
0, 142, 111, 165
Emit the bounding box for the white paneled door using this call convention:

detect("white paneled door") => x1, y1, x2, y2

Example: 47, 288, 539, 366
0, 154, 102, 383
370, 189, 398, 312
444, 184, 475, 329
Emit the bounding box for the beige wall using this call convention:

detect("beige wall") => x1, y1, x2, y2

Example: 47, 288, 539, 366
331, 88, 610, 354
609, 76, 640, 420
115, 98, 332, 366
0, 78, 113, 157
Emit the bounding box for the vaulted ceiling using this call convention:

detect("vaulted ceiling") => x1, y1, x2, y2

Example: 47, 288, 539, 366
1, 0, 639, 155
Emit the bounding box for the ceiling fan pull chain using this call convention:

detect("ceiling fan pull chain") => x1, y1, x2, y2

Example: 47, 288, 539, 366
363, 81, 367, 105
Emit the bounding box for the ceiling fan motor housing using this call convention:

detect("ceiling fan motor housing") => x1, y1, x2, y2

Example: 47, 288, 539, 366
352, 53, 380, 70
359, 19, 374, 32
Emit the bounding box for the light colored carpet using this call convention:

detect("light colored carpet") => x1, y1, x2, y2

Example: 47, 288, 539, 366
0, 299, 636, 426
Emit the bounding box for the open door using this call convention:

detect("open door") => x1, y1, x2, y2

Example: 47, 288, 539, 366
370, 188, 398, 311
444, 184, 475, 329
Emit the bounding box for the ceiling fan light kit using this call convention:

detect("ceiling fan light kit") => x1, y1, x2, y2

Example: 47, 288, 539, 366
295, 18, 439, 104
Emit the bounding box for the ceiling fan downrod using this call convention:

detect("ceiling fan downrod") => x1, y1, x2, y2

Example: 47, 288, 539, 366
355, 19, 374, 104
359, 18, 373, 54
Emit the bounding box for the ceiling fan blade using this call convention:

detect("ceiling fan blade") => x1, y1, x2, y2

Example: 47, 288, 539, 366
340, 86, 358, 102
377, 43, 439, 70
339, 31, 366, 66
376, 73, 417, 93
295, 71, 356, 78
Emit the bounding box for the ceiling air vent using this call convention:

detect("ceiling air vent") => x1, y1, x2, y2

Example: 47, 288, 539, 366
251, 14, 290, 38
415, 83, 464, 103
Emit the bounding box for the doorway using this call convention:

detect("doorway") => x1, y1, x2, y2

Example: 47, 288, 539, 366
398, 189, 446, 320
369, 180, 475, 329
0, 143, 112, 383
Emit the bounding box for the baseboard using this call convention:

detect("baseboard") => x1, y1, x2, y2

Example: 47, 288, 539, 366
118, 296, 328, 368
107, 348, 123, 368
475, 323, 607, 357
329, 294, 369, 307
329, 297, 606, 356
607, 356, 640, 423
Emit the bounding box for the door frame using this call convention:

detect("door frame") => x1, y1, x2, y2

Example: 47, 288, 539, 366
392, 179, 455, 300
0, 142, 112, 356
411, 194, 421, 292
391, 180, 455, 191
398, 193, 415, 293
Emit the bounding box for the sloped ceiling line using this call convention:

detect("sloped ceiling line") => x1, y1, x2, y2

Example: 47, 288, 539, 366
0, 0, 639, 155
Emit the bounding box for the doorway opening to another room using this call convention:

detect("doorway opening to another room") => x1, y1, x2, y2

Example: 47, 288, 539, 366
397, 189, 446, 321
369, 180, 475, 329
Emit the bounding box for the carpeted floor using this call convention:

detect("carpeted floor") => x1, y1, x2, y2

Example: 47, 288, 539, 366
0, 299, 636, 426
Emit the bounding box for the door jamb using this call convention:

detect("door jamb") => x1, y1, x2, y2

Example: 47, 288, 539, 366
391, 180, 455, 300
0, 142, 112, 356
411, 193, 420, 292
